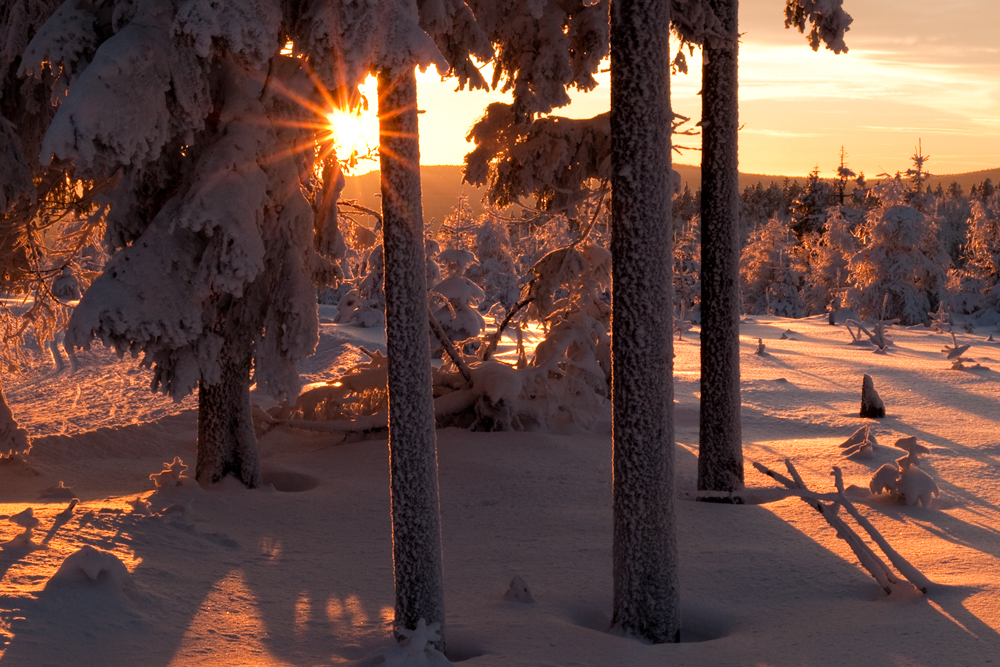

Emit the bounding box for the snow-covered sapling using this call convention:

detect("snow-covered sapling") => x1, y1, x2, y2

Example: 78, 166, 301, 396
943, 331, 970, 360
149, 457, 190, 489
6, 507, 40, 549
860, 374, 886, 418
431, 248, 486, 343
840, 424, 878, 458
868, 436, 940, 508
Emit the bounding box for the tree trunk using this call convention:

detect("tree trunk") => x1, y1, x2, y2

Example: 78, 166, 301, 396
698, 0, 744, 494
378, 66, 446, 649
0, 381, 30, 459
609, 0, 680, 643
196, 347, 262, 488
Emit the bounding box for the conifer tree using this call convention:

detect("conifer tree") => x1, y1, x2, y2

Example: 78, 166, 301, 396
609, 0, 680, 643
695, 0, 743, 495
20, 1, 448, 492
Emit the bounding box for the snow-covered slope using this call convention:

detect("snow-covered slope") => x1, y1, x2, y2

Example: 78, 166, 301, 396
1, 315, 998, 665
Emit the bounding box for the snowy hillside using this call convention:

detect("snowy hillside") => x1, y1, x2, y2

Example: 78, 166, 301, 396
1, 315, 998, 665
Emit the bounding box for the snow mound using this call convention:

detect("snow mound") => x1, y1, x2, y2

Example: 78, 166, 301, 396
377, 619, 452, 667
503, 575, 534, 603
45, 545, 135, 593
261, 467, 321, 493
39, 480, 77, 499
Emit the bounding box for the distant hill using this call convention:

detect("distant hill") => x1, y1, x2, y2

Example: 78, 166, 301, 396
343, 163, 1000, 227
341, 166, 490, 230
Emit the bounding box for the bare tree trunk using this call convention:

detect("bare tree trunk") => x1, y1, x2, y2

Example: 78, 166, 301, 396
609, 0, 680, 643
196, 345, 262, 488
698, 0, 744, 494
378, 65, 446, 650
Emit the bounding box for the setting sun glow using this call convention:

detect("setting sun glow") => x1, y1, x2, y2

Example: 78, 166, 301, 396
326, 108, 369, 158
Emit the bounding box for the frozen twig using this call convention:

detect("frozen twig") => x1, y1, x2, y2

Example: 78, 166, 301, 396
428, 311, 473, 387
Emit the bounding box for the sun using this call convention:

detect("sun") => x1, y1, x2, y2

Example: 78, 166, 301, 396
326, 108, 368, 158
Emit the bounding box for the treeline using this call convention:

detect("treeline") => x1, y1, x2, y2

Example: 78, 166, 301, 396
678, 158, 1000, 327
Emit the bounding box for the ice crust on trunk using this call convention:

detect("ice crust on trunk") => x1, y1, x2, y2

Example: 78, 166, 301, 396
697, 0, 744, 494
379, 66, 446, 650
609, 0, 680, 644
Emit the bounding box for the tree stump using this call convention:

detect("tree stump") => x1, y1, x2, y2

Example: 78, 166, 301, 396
860, 374, 885, 418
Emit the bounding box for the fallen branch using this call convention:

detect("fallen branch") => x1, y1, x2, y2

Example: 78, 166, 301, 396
753, 459, 899, 594
831, 467, 932, 593
428, 311, 473, 387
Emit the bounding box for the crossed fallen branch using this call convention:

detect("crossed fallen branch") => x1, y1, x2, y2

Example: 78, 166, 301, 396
753, 459, 931, 594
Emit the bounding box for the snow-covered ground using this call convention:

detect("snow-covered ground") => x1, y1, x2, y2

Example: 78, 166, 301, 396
1, 314, 998, 665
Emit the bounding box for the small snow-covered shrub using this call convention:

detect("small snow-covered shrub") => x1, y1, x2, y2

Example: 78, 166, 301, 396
289, 349, 389, 421
149, 457, 191, 488
334, 245, 385, 328
431, 248, 486, 343
867, 436, 939, 508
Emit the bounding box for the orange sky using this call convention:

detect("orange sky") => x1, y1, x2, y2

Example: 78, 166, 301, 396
341, 2, 1000, 180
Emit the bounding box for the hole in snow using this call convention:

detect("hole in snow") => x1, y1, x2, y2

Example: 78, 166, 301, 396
261, 468, 321, 493
444, 637, 488, 662
568, 602, 732, 643
679, 601, 734, 642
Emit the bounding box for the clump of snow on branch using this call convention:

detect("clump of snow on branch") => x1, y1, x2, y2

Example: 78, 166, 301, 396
784, 0, 853, 54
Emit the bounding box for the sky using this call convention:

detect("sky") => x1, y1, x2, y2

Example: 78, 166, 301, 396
339, 1, 1000, 179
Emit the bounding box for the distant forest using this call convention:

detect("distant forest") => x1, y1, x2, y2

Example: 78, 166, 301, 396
339, 154, 1000, 332
343, 163, 1000, 230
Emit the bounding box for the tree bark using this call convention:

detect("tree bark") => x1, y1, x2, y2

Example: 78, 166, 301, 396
378, 66, 446, 649
698, 0, 744, 494
609, 0, 680, 643
196, 346, 262, 488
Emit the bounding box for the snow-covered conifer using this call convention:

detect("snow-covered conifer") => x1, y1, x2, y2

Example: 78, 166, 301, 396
739, 217, 805, 317
466, 215, 519, 311
846, 177, 949, 325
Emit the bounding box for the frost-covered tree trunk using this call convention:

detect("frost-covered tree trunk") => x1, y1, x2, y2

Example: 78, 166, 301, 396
0, 382, 30, 460
698, 0, 744, 493
378, 66, 446, 648
196, 343, 261, 488
609, 0, 680, 643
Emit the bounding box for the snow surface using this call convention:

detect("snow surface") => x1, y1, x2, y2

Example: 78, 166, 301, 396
0, 314, 999, 665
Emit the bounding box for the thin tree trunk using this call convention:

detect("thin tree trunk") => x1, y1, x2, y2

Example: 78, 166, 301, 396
698, 0, 744, 494
378, 65, 446, 650
196, 347, 262, 488
609, 0, 680, 643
